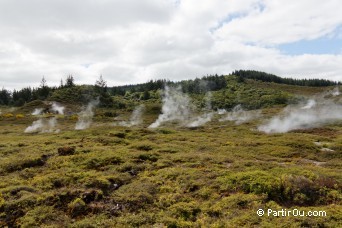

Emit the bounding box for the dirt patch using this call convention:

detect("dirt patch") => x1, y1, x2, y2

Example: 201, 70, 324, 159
58, 147, 76, 156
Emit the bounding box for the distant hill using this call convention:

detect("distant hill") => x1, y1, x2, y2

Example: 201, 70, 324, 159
0, 70, 339, 108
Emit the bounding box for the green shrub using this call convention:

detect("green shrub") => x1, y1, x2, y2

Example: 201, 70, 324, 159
2, 156, 47, 173
132, 143, 154, 151
113, 180, 157, 212
84, 177, 111, 192
281, 175, 341, 205
0, 193, 4, 209
169, 201, 201, 221
221, 171, 282, 200
135, 153, 158, 162
68, 198, 87, 218
84, 156, 123, 169
221, 171, 341, 206
18, 206, 64, 227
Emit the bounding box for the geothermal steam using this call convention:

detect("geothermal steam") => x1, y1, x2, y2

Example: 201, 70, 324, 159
186, 92, 214, 127
75, 99, 99, 130
258, 99, 342, 133
149, 86, 192, 128
217, 109, 227, 115
25, 117, 58, 133
332, 87, 340, 96
117, 104, 145, 127
187, 112, 214, 127
32, 108, 43, 115
51, 102, 65, 115
301, 99, 316, 109
219, 105, 261, 124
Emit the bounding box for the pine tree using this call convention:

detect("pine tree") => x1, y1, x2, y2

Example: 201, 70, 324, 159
65, 75, 75, 87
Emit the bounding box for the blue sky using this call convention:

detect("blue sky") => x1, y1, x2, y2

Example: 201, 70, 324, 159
280, 35, 342, 55
280, 38, 341, 55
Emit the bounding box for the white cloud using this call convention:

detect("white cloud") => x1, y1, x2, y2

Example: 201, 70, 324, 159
0, 0, 341, 90
216, 0, 342, 45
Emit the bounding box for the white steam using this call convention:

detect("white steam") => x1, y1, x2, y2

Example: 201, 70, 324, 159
149, 86, 192, 128
31, 108, 43, 115
24, 117, 59, 133
75, 99, 100, 130
204, 92, 212, 110
117, 104, 145, 127
217, 109, 227, 115
301, 99, 316, 109
187, 112, 214, 127
258, 99, 342, 133
51, 102, 65, 115
219, 105, 261, 124
186, 92, 214, 127
331, 87, 340, 96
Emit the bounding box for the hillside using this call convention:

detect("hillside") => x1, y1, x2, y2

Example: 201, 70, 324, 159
0, 74, 341, 227
1, 70, 340, 108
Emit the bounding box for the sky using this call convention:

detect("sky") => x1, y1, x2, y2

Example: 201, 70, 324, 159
0, 0, 342, 90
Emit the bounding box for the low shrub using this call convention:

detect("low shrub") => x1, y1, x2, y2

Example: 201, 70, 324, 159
2, 113, 14, 118
15, 114, 25, 119
113, 180, 157, 212
221, 171, 341, 206
132, 143, 154, 151
169, 201, 201, 221
67, 198, 87, 218
18, 206, 64, 227
2, 156, 47, 173
84, 156, 123, 169
135, 154, 159, 162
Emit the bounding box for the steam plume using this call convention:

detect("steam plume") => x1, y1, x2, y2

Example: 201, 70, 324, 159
217, 109, 227, 115
332, 87, 340, 96
186, 92, 214, 127
301, 99, 316, 109
75, 99, 100, 130
51, 102, 65, 115
25, 117, 58, 133
258, 99, 342, 133
31, 108, 43, 115
117, 104, 145, 127
187, 112, 214, 127
219, 105, 261, 124
149, 86, 192, 128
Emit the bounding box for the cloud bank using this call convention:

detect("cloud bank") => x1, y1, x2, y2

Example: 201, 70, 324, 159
1, 0, 342, 90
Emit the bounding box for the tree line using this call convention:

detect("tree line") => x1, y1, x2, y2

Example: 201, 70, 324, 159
110, 74, 228, 96
0, 75, 108, 106
233, 70, 340, 87
1, 71, 339, 107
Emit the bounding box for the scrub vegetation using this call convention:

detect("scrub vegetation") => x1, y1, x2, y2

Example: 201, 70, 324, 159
0, 71, 341, 227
